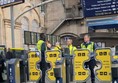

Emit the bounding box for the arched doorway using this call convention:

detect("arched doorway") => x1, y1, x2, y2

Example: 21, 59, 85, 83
60, 33, 79, 47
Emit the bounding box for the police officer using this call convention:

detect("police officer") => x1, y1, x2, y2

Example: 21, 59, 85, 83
54, 42, 63, 83
67, 38, 77, 81
67, 38, 77, 55
37, 33, 47, 83
6, 48, 14, 60
81, 34, 97, 83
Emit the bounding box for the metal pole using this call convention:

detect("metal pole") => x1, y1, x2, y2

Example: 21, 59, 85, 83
65, 57, 70, 83
10, 6, 15, 48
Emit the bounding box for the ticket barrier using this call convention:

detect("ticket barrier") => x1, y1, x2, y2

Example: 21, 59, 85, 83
72, 48, 112, 83
7, 59, 20, 83
28, 51, 41, 82
45, 50, 66, 83
7, 59, 27, 83
73, 49, 90, 82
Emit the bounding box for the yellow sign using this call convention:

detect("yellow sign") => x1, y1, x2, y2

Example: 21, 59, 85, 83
28, 51, 41, 81
95, 48, 111, 81
45, 50, 61, 81
73, 49, 90, 82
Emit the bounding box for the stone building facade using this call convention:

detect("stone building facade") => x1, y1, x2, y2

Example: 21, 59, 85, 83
45, 0, 87, 46
45, 0, 118, 47
0, 0, 45, 49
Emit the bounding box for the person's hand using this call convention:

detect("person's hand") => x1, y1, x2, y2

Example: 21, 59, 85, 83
47, 43, 51, 48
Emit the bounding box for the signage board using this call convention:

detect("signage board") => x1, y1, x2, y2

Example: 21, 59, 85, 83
82, 0, 118, 17
0, 0, 24, 7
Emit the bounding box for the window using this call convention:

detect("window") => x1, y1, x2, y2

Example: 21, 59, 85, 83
21, 17, 29, 49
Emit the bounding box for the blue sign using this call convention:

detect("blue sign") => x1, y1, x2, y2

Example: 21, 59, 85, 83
82, 0, 118, 17
0, 0, 24, 7
8, 64, 16, 83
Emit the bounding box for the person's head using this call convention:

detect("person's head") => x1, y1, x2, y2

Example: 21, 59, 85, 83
84, 34, 90, 43
8, 48, 10, 51
40, 33, 45, 41
55, 42, 60, 46
67, 38, 73, 46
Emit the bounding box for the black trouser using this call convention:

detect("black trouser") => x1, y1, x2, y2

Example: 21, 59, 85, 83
39, 58, 47, 83
84, 58, 96, 83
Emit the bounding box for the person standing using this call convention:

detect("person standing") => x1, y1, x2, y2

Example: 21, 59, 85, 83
67, 38, 77, 55
6, 48, 14, 60
54, 42, 63, 83
37, 33, 47, 83
81, 34, 97, 83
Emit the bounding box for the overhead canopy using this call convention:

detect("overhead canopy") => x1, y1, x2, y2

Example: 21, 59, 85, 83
87, 16, 118, 29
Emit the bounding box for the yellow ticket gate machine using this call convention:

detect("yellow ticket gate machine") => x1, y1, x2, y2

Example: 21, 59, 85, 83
28, 51, 42, 82
95, 48, 112, 82
7, 59, 20, 83
73, 48, 112, 82
45, 50, 65, 83
73, 49, 90, 82
45, 50, 61, 81
10, 48, 28, 82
